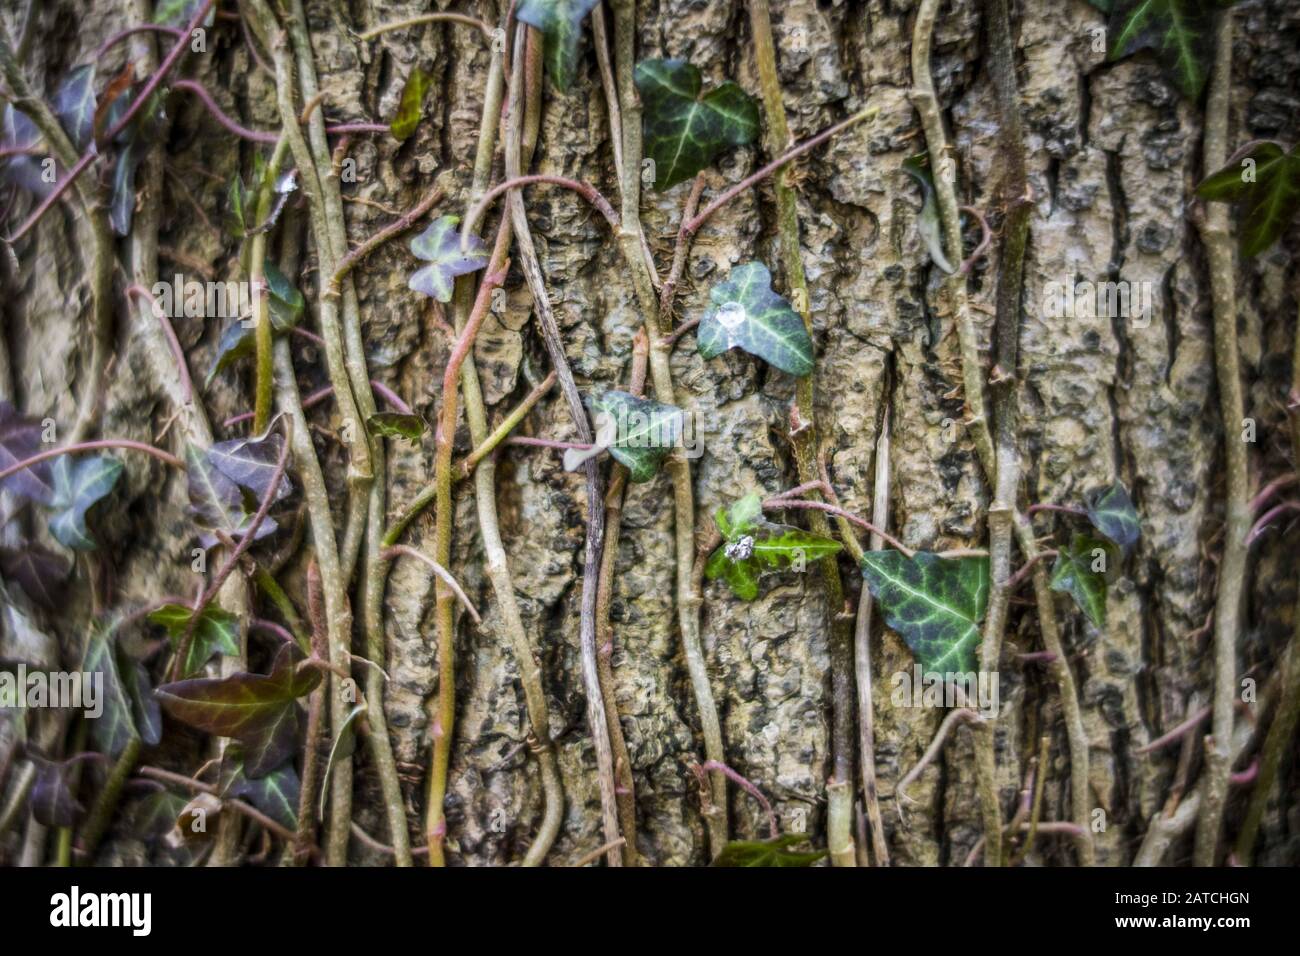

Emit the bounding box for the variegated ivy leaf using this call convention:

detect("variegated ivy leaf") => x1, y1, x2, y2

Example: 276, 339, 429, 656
52, 64, 96, 153
367, 413, 426, 442
83, 616, 139, 757
517, 0, 600, 92
220, 744, 300, 830
389, 67, 431, 141
156, 642, 320, 778
711, 834, 828, 868
634, 58, 759, 191
902, 154, 956, 274
1084, 481, 1140, 554
587, 390, 684, 483
1196, 142, 1300, 258
705, 493, 842, 601
148, 603, 242, 678
408, 215, 489, 303
697, 262, 814, 377
1107, 0, 1238, 100
1050, 532, 1119, 630
48, 454, 123, 551
859, 551, 989, 674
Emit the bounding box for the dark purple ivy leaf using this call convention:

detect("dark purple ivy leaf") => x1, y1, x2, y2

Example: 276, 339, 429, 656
119, 657, 163, 746
126, 789, 189, 841
220, 744, 300, 830
1, 105, 53, 199
0, 401, 55, 505
0, 545, 71, 610
52, 64, 97, 153
207, 431, 292, 504
186, 444, 278, 548
30, 759, 81, 827
155, 642, 320, 778
109, 139, 140, 237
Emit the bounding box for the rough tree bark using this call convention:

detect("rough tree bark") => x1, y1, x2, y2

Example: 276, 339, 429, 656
1, 0, 1297, 866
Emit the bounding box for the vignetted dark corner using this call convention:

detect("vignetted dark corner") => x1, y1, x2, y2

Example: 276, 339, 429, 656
0, 0, 1297, 877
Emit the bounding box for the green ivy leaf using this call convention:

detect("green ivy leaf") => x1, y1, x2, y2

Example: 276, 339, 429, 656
697, 261, 814, 376
220, 745, 300, 830
859, 551, 989, 673
83, 617, 139, 757
705, 494, 842, 601
155, 642, 320, 778
711, 834, 827, 867
225, 174, 248, 239
205, 267, 302, 385
516, 0, 599, 92
264, 262, 305, 329
390, 67, 432, 142
634, 58, 759, 191
902, 154, 956, 274
408, 215, 490, 302
148, 603, 242, 678
0, 400, 55, 505
1083, 481, 1140, 554
152, 0, 214, 27
48, 454, 123, 551
1196, 142, 1300, 257
1106, 0, 1224, 99
588, 390, 684, 482
52, 64, 97, 153
127, 789, 189, 841
1050, 532, 1119, 630
367, 412, 427, 442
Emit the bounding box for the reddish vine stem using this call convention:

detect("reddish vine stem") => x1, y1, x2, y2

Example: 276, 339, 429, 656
699, 760, 778, 838
329, 184, 445, 292
0, 440, 184, 483
760, 496, 914, 556
125, 284, 191, 404
461, 174, 620, 246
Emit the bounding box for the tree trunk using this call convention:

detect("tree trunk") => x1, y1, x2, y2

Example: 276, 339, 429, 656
1, 0, 1297, 867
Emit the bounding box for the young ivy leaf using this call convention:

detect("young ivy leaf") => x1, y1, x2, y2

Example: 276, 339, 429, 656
83, 616, 140, 757
220, 744, 300, 831
390, 67, 432, 142
0, 401, 55, 505
367, 413, 427, 442
109, 140, 141, 237
408, 215, 489, 303
1106, 0, 1229, 100
705, 493, 842, 601
634, 58, 759, 191
119, 656, 163, 747
52, 64, 97, 153
1083, 481, 1140, 554
155, 642, 321, 778
587, 390, 684, 483
148, 603, 242, 678
152, 0, 215, 27
697, 262, 814, 377
901, 154, 956, 275
207, 431, 293, 504
516, 0, 600, 93
48, 454, 123, 551
1050, 532, 1119, 630
225, 173, 249, 240
1196, 142, 1300, 257
710, 834, 828, 867
860, 551, 990, 673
